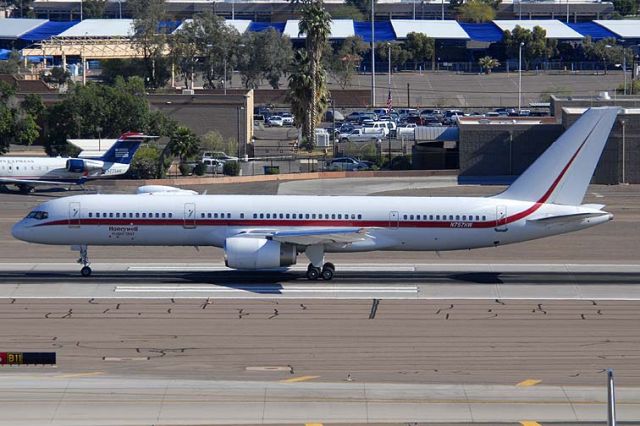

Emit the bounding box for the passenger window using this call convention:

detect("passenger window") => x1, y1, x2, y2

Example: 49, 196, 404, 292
279, 213, 284, 219
462, 215, 466, 220
285, 214, 290, 219
168, 213, 173, 218
325, 214, 330, 219
201, 213, 205, 218
109, 213, 114, 218
142, 213, 146, 218
89, 213, 93, 218
475, 215, 479, 221
227, 213, 231, 219
292, 214, 297, 219
260, 213, 264, 219
162, 213, 166, 218
312, 214, 316, 219
482, 215, 486, 221
266, 213, 270, 219
155, 213, 160, 218
331, 214, 336, 219
305, 214, 310, 219
214, 213, 218, 218
403, 215, 407, 220
116, 213, 120, 218
253, 213, 257, 219
135, 213, 140, 218
357, 214, 362, 219
351, 214, 355, 219
338, 214, 342, 219
240, 213, 244, 219
410, 215, 414, 220
456, 215, 460, 220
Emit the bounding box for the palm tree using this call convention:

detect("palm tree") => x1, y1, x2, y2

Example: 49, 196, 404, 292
478, 56, 500, 74
297, 0, 331, 149
169, 126, 200, 163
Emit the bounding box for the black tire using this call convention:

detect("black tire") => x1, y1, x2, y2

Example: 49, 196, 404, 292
306, 267, 320, 280
321, 267, 334, 281
80, 266, 92, 277
323, 262, 335, 272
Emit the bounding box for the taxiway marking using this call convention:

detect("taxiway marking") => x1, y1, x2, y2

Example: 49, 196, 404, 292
281, 375, 320, 383
517, 379, 542, 387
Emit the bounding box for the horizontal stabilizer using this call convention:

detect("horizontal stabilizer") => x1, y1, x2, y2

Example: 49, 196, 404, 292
527, 212, 610, 225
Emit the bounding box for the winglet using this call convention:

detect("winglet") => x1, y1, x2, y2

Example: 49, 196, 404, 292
494, 107, 619, 206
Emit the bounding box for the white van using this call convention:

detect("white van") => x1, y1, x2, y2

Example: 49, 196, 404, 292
362, 121, 390, 136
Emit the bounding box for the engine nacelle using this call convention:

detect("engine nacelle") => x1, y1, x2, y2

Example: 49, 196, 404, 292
66, 158, 104, 173
224, 237, 297, 270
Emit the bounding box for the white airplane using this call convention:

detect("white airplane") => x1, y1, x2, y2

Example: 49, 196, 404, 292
12, 107, 618, 279
0, 132, 148, 193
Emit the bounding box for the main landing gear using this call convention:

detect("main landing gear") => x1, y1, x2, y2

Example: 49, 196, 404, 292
306, 262, 335, 281
76, 245, 92, 277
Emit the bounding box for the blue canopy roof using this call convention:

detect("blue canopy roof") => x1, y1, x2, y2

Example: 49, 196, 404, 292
354, 21, 396, 42
566, 22, 618, 41
0, 49, 12, 60
248, 22, 285, 33
19, 21, 78, 42
460, 23, 503, 42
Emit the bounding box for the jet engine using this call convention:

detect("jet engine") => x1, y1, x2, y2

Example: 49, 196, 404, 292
66, 159, 104, 173
224, 237, 297, 270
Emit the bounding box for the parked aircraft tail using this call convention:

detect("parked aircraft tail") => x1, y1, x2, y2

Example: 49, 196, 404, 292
97, 132, 146, 164
494, 107, 619, 206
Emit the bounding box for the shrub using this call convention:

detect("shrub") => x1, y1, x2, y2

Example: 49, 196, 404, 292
223, 161, 240, 176
179, 163, 193, 176
193, 162, 206, 176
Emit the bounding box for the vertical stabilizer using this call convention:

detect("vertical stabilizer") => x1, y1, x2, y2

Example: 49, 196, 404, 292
494, 107, 619, 206
98, 132, 145, 165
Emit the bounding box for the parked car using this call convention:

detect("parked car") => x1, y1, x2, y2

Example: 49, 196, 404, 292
327, 157, 370, 171
324, 110, 345, 123
202, 151, 238, 162
203, 158, 224, 174
266, 115, 284, 127
339, 128, 384, 143
281, 112, 294, 126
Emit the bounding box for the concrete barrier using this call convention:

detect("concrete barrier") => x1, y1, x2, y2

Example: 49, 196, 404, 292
99, 170, 458, 188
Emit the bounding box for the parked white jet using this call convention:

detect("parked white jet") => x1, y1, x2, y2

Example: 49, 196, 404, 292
0, 132, 148, 193
12, 108, 618, 279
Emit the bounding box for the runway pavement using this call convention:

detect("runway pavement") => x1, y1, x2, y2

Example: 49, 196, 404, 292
1, 180, 639, 424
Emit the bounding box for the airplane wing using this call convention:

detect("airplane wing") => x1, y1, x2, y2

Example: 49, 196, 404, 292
0, 177, 83, 186
236, 227, 370, 246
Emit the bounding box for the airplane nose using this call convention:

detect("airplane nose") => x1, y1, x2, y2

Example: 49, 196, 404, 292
11, 221, 28, 241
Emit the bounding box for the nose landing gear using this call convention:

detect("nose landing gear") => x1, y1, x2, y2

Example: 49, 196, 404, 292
75, 245, 92, 277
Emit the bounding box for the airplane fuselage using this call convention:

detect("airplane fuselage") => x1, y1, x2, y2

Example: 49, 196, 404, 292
0, 157, 129, 184
13, 193, 612, 252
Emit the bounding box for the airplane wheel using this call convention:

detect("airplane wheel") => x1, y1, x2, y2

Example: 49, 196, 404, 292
80, 266, 92, 277
306, 265, 320, 281
321, 263, 335, 281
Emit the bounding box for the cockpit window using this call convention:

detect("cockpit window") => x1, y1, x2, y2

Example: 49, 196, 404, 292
26, 211, 48, 220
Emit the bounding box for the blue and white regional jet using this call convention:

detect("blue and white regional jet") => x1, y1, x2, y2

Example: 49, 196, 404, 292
12, 108, 619, 279
0, 132, 147, 193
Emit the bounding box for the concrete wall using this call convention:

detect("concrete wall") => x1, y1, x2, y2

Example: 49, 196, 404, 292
458, 122, 563, 178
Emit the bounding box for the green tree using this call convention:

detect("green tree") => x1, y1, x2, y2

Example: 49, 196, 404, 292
200, 130, 238, 156
478, 56, 501, 73
504, 25, 557, 70
612, 0, 637, 15
457, 0, 496, 22
43, 77, 167, 156
295, 0, 332, 150
331, 4, 365, 20
83, 0, 107, 18
259, 29, 294, 89
404, 32, 435, 70
0, 50, 23, 74
0, 83, 40, 152
127, 144, 163, 179
168, 126, 200, 162
21, 94, 45, 120
582, 36, 628, 75
328, 36, 368, 89
376, 42, 411, 69
129, 0, 168, 88
42, 66, 71, 86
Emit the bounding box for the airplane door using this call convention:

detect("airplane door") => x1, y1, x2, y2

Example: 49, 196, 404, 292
183, 203, 196, 229
68, 202, 81, 228
495, 205, 507, 232
389, 211, 399, 229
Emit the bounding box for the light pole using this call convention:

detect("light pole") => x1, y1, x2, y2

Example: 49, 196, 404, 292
607, 369, 617, 426
117, 0, 122, 18
441, 0, 444, 20
621, 119, 626, 184
236, 106, 245, 159
518, 42, 524, 112
387, 42, 391, 90
223, 56, 227, 95
566, 0, 569, 23
371, 0, 376, 107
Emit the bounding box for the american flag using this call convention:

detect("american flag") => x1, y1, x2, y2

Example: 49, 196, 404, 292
386, 90, 393, 111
